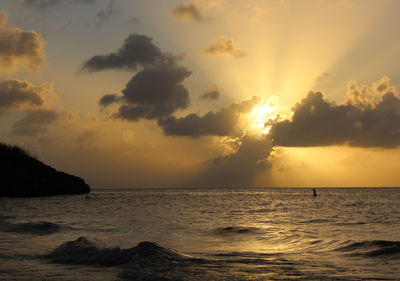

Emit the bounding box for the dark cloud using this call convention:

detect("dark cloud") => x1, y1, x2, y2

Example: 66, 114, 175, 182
270, 78, 400, 148
114, 67, 192, 121
171, 1, 207, 23
84, 32, 268, 187
96, 0, 117, 27
88, 32, 257, 141
0, 79, 42, 111
12, 110, 58, 136
192, 136, 273, 187
0, 79, 54, 111
98, 93, 119, 107
159, 97, 260, 137
199, 84, 219, 100
86, 33, 193, 125
81, 34, 177, 72
203, 36, 245, 58
17, 0, 96, 10
0, 12, 45, 73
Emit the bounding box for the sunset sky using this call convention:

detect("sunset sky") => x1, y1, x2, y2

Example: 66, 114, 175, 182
1, 0, 400, 188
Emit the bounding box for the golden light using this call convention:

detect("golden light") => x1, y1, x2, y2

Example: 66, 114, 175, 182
248, 96, 279, 135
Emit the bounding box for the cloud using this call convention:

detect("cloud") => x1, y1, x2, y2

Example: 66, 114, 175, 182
0, 79, 54, 111
0, 12, 45, 73
315, 72, 329, 82
203, 36, 245, 58
270, 77, 400, 148
192, 135, 273, 187
96, 0, 117, 27
171, 1, 207, 23
114, 66, 192, 121
87, 33, 193, 125
84, 32, 267, 187
98, 93, 119, 107
88, 33, 258, 138
17, 0, 96, 10
344, 80, 375, 110
74, 129, 97, 146
81, 34, 177, 72
0, 77, 59, 137
199, 84, 219, 100
11, 110, 58, 136
159, 96, 260, 137
190, 76, 400, 187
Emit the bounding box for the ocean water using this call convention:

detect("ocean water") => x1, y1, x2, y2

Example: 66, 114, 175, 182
0, 188, 399, 281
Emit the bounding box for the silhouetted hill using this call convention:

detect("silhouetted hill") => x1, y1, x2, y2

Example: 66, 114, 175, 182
0, 143, 90, 197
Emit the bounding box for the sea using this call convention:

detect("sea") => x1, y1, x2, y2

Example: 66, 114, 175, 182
0, 188, 399, 281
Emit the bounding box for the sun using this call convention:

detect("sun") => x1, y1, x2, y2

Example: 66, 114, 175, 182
248, 96, 279, 135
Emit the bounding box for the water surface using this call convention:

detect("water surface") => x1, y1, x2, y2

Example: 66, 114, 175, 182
1, 188, 399, 280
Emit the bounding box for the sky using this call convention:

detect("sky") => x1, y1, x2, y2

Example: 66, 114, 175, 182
1, 0, 400, 188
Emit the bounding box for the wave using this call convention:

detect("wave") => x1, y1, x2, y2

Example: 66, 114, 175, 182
46, 237, 327, 280
214, 226, 258, 235
2, 221, 61, 235
335, 240, 400, 258
46, 237, 198, 266
46, 236, 134, 265
299, 219, 330, 224
47, 237, 215, 280
334, 221, 368, 226
118, 241, 208, 280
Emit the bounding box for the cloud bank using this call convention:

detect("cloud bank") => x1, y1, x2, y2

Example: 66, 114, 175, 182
270, 77, 400, 148
85, 32, 400, 187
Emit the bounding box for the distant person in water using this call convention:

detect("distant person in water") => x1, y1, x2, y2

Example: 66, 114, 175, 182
313, 188, 317, 197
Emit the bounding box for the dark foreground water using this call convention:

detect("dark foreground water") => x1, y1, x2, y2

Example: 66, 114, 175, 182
0, 188, 399, 280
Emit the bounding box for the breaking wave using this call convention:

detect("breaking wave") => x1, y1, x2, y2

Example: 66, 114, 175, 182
118, 241, 209, 280
335, 240, 400, 258
46, 237, 246, 280
46, 237, 199, 264
46, 236, 134, 265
